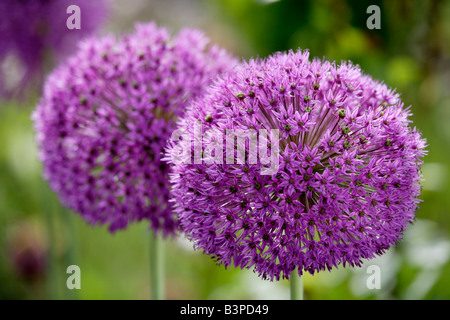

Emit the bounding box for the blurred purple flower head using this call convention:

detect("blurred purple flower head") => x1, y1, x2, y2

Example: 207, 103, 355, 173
32, 22, 237, 234
0, 0, 110, 98
166, 49, 427, 280
7, 221, 47, 283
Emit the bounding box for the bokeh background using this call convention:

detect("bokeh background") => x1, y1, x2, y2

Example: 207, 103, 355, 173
1, 0, 450, 300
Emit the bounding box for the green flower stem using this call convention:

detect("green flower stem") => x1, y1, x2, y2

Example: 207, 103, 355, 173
62, 207, 78, 300
44, 195, 59, 300
290, 269, 303, 300
149, 230, 165, 300
43, 189, 59, 299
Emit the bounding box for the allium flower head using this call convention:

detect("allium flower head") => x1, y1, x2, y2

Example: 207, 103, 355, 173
32, 22, 237, 234
0, 0, 110, 98
167, 49, 427, 280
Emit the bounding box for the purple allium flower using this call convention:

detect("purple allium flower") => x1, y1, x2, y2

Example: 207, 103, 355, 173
0, 0, 110, 98
32, 22, 237, 234
166, 49, 427, 280
8, 222, 47, 283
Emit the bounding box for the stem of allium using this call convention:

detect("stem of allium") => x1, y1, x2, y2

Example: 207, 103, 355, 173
149, 230, 165, 300
40, 179, 61, 300
290, 269, 304, 300
62, 207, 78, 300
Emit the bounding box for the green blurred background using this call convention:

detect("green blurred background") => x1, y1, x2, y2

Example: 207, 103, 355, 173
1, 0, 450, 300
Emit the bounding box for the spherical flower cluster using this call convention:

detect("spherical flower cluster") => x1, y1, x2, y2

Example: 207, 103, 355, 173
0, 0, 110, 98
32, 22, 237, 234
167, 49, 427, 280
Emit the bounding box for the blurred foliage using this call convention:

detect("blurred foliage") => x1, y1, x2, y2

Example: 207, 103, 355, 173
1, 0, 450, 300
